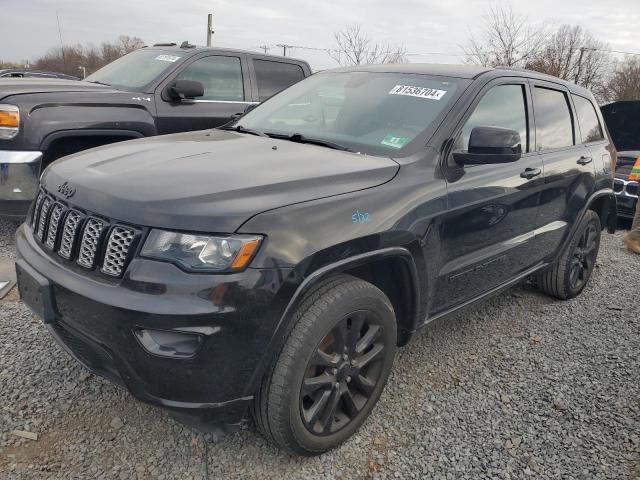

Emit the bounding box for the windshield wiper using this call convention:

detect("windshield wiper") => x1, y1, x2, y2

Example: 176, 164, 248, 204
85, 80, 111, 86
219, 125, 268, 137
267, 133, 352, 152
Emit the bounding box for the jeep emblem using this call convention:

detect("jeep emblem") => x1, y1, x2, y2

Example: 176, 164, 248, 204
57, 182, 76, 199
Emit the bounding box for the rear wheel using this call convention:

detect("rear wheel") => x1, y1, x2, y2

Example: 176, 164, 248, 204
534, 210, 601, 300
253, 275, 397, 455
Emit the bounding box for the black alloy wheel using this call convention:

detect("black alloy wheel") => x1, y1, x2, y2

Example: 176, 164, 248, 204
300, 310, 385, 435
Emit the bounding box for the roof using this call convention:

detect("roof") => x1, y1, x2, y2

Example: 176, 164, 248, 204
327, 63, 492, 79
144, 45, 307, 64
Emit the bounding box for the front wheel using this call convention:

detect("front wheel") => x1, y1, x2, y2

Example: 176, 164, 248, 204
253, 275, 397, 455
534, 210, 601, 300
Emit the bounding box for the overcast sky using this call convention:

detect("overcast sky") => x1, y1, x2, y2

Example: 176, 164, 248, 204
2, 0, 640, 70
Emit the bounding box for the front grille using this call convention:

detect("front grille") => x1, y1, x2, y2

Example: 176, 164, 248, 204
31, 189, 139, 278
627, 183, 639, 197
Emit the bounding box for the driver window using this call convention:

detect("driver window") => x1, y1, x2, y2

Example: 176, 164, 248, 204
175, 56, 244, 102
456, 84, 528, 154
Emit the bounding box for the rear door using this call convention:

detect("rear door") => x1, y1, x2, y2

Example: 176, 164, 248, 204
154, 53, 254, 134
247, 57, 307, 102
434, 79, 544, 313
531, 82, 596, 258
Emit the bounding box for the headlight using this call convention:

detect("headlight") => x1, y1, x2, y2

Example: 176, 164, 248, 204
141, 230, 262, 272
0, 104, 19, 139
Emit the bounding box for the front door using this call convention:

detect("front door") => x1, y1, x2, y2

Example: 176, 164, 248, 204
155, 54, 254, 134
433, 80, 544, 314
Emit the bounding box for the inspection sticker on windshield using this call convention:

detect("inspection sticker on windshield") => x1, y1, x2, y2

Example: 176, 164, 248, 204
389, 85, 447, 100
155, 54, 181, 62
381, 134, 409, 149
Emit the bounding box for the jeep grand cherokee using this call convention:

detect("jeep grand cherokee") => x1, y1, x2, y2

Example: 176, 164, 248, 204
16, 64, 616, 455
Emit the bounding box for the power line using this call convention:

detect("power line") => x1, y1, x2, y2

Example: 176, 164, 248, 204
584, 47, 640, 57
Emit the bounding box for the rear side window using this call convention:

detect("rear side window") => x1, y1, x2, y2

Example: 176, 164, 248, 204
176, 55, 244, 101
533, 87, 574, 151
460, 84, 529, 153
253, 60, 305, 101
572, 95, 604, 143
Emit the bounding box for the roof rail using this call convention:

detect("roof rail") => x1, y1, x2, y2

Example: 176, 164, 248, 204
153, 42, 177, 47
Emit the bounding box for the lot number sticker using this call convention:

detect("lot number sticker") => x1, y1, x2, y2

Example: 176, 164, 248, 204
155, 54, 181, 62
389, 85, 447, 100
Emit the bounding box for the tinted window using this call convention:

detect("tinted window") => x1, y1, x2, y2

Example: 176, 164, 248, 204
254, 60, 305, 101
176, 56, 244, 101
460, 84, 528, 152
533, 87, 574, 150
572, 95, 604, 143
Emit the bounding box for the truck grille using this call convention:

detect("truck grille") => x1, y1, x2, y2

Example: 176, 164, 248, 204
628, 183, 639, 197
613, 180, 624, 193
31, 190, 139, 278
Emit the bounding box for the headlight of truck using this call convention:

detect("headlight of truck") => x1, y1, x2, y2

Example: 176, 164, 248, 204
141, 230, 262, 272
0, 104, 20, 139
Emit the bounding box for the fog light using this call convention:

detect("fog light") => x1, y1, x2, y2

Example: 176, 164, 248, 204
134, 328, 202, 358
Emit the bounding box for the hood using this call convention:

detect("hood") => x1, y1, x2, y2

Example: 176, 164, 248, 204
42, 130, 399, 232
0, 78, 117, 100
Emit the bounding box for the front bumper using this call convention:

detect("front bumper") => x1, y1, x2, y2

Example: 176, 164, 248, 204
0, 150, 42, 220
16, 224, 294, 428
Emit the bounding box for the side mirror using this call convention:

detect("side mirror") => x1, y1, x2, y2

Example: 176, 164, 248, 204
168, 79, 204, 100
453, 126, 522, 165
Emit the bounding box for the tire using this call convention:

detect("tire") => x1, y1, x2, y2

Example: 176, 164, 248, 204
534, 210, 601, 300
252, 274, 397, 456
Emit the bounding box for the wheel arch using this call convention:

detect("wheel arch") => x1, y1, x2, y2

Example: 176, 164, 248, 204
243, 247, 421, 397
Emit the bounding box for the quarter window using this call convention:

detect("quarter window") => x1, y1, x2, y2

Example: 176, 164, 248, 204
533, 87, 574, 151
253, 60, 305, 101
460, 84, 529, 153
572, 94, 604, 143
175, 56, 244, 102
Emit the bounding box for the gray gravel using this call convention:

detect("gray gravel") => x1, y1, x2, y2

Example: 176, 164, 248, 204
1, 218, 638, 479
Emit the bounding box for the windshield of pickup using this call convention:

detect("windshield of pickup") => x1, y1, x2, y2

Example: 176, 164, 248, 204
238, 71, 467, 156
85, 49, 182, 90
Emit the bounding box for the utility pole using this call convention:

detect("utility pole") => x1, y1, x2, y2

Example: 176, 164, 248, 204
574, 47, 586, 85
259, 45, 270, 54
276, 44, 292, 56
78, 66, 86, 79
206, 13, 214, 47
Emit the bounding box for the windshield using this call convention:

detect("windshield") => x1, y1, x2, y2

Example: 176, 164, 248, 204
85, 49, 183, 90
238, 71, 467, 156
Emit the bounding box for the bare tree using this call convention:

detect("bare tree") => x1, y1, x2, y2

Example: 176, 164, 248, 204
33, 36, 145, 76
602, 56, 640, 103
526, 25, 610, 89
462, 4, 548, 67
329, 24, 407, 66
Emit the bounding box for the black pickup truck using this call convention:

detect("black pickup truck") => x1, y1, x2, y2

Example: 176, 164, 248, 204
0, 44, 311, 219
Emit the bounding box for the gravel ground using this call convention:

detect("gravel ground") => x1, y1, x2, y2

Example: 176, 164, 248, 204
1, 219, 638, 480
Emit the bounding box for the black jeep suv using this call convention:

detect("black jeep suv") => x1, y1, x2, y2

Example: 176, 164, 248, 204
16, 64, 616, 455
0, 44, 310, 220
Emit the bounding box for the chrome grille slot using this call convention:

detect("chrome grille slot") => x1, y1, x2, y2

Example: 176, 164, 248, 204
77, 218, 106, 269
627, 182, 638, 197
36, 197, 52, 241
45, 203, 65, 249
58, 210, 82, 259
102, 226, 136, 277
613, 180, 624, 193
32, 191, 45, 228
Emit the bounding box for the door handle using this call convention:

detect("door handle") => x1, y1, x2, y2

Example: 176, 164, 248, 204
577, 156, 593, 165
520, 167, 542, 180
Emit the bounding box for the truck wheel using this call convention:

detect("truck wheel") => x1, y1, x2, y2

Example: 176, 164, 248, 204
534, 210, 601, 300
253, 275, 397, 455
